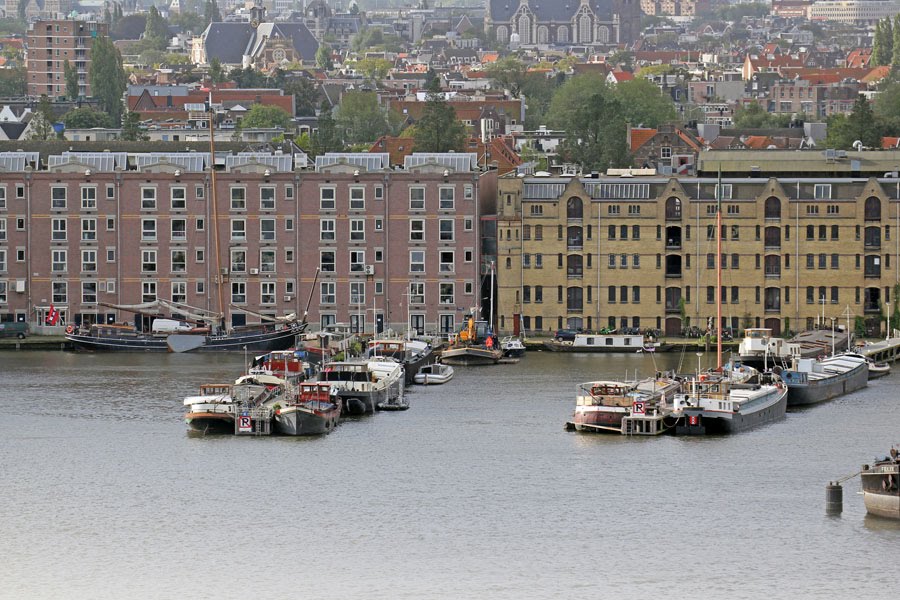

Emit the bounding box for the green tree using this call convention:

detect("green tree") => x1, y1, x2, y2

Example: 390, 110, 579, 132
61, 107, 115, 129
547, 74, 630, 170
89, 36, 127, 123
310, 101, 344, 156
208, 57, 226, 84
484, 56, 529, 97
354, 58, 392, 81
316, 43, 333, 70
0, 66, 26, 97
204, 0, 221, 23
29, 95, 57, 141
521, 71, 562, 129
733, 102, 779, 128
238, 104, 292, 130
231, 66, 268, 88
412, 86, 466, 153
893, 14, 900, 66
874, 19, 889, 66
825, 95, 880, 149
611, 78, 677, 128
885, 17, 894, 64
121, 110, 148, 141
283, 77, 320, 117
336, 91, 402, 144
142, 6, 169, 52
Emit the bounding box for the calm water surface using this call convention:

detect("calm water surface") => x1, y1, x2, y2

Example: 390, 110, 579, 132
1, 350, 898, 600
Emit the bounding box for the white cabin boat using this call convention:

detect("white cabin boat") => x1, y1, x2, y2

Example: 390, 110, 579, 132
414, 363, 454, 385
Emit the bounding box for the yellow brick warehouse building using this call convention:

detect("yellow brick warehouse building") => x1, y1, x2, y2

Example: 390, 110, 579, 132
495, 173, 900, 338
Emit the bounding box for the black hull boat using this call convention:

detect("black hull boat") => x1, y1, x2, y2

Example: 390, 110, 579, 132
66, 321, 306, 353
861, 448, 900, 519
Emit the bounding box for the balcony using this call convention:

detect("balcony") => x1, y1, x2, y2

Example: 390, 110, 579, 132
764, 303, 781, 313
864, 302, 881, 313
765, 267, 781, 278
864, 241, 881, 251
865, 268, 881, 279
567, 239, 583, 251
567, 268, 583, 280
665, 302, 681, 314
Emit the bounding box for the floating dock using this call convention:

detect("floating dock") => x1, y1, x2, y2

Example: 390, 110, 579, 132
855, 335, 900, 364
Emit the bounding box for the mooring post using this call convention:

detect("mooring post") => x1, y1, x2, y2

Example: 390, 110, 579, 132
825, 482, 843, 514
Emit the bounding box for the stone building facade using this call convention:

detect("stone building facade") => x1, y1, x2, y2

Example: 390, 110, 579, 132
484, 0, 641, 47
0, 151, 493, 336
496, 172, 900, 338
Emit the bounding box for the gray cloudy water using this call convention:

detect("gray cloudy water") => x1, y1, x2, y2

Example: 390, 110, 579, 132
1, 350, 898, 600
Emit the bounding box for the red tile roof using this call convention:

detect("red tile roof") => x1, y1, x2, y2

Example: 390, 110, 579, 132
629, 127, 657, 152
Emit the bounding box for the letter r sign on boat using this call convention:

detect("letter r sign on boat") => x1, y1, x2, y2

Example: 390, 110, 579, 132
238, 415, 252, 433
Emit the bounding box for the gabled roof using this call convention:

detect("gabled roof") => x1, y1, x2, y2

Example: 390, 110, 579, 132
629, 127, 657, 152
489, 0, 616, 21
202, 22, 256, 64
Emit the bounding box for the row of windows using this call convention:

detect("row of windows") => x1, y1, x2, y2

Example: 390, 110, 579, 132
319, 280, 472, 306
38, 280, 302, 306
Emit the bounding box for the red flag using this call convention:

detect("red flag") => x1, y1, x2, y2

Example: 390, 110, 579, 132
45, 305, 59, 326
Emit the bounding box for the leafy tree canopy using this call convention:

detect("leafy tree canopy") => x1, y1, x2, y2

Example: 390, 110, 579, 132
824, 95, 881, 150
239, 104, 292, 130
484, 56, 529, 97
61, 107, 115, 129
611, 78, 677, 128
89, 36, 127, 123
336, 91, 403, 145
413, 89, 466, 153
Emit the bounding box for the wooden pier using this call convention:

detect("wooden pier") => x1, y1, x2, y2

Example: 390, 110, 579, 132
855, 334, 900, 364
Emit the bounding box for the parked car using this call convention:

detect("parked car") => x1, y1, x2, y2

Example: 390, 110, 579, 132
554, 329, 582, 341
0, 322, 29, 339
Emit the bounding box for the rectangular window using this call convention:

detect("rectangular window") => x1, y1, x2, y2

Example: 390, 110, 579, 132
260, 186, 276, 210
814, 184, 831, 199
320, 187, 336, 210
142, 250, 157, 273
261, 282, 276, 305
350, 250, 365, 273
195, 248, 205, 263
196, 218, 204, 232
172, 281, 187, 304
106, 248, 116, 263
81, 218, 97, 241
320, 219, 335, 241
230, 187, 246, 210
284, 185, 293, 201
260, 250, 275, 273
440, 282, 454, 304
231, 281, 246, 304
439, 219, 454, 241
374, 185, 383, 200
285, 218, 294, 232
320, 251, 335, 272
410, 250, 425, 273
350, 219, 365, 241
464, 185, 473, 200
52, 218, 67, 241
171, 187, 186, 210
440, 187, 455, 210
196, 280, 205, 294
106, 184, 115, 199
81, 281, 97, 304
349, 281, 365, 305
230, 250, 246, 273
141, 188, 156, 210
350, 187, 365, 210
715, 183, 732, 200
81, 187, 96, 209
52, 281, 67, 304
410, 219, 425, 241
142, 281, 157, 303
440, 250, 454, 273
51, 186, 66, 209
106, 217, 116, 231
171, 218, 186, 241
410, 186, 425, 210
170, 249, 186, 273
284, 248, 294, 263
260, 218, 276, 241
141, 219, 156, 241
320, 281, 336, 304
409, 282, 425, 304
464, 248, 473, 263
195, 185, 204, 200
52, 249, 67, 272
230, 219, 246, 241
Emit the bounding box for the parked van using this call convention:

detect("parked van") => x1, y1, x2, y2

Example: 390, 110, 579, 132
151, 319, 193, 334
0, 322, 29, 339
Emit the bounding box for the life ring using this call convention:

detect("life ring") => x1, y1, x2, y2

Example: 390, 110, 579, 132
65, 325, 75, 334
699, 374, 708, 382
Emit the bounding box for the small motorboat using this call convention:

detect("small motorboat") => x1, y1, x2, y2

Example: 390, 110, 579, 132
867, 361, 891, 379
414, 363, 455, 385
500, 336, 526, 358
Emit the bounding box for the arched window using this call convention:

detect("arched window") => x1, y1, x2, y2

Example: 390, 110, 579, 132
865, 196, 881, 221
596, 26, 609, 43
578, 15, 592, 43
567, 197, 583, 219
495, 26, 508, 44
536, 25, 548, 44
764, 197, 781, 219
666, 197, 682, 220
517, 15, 531, 45
557, 26, 568, 43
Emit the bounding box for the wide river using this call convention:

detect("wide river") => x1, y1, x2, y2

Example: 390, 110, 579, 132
1, 350, 898, 599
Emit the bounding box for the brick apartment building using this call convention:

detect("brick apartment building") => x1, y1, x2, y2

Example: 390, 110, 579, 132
26, 19, 108, 99
0, 150, 495, 336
